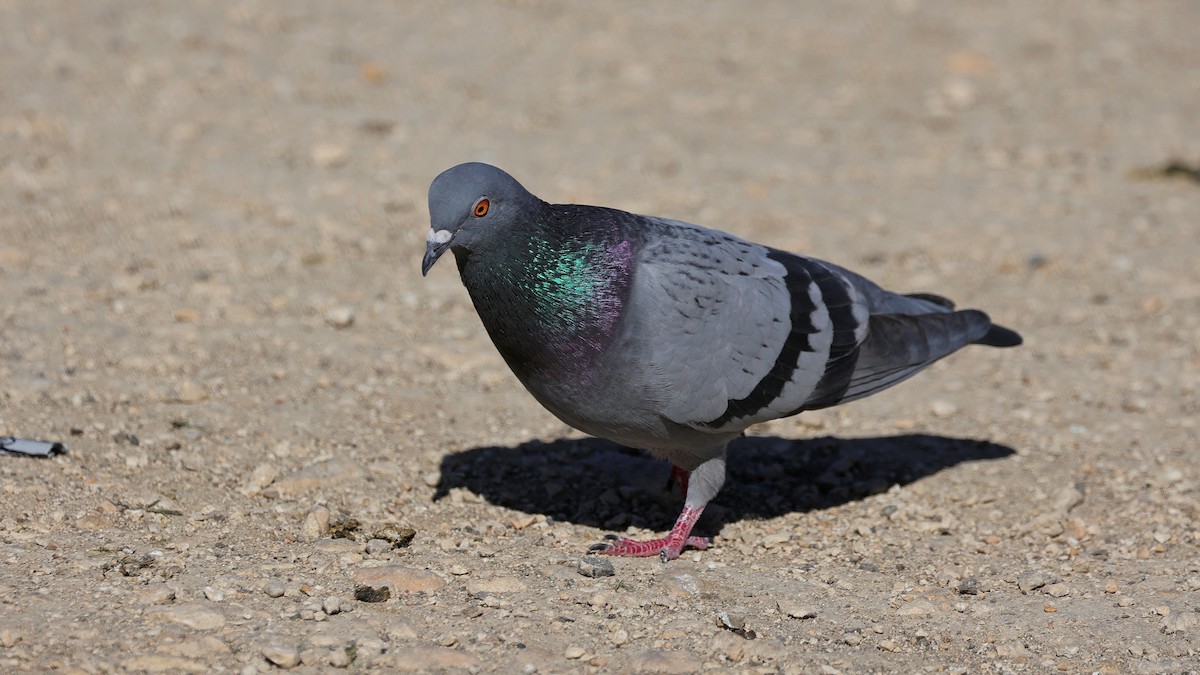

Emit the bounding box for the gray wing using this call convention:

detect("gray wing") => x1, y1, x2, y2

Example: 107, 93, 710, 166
629, 219, 857, 432
629, 218, 1008, 431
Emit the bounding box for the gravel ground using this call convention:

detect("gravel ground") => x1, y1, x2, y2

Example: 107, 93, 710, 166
2, 2, 1199, 673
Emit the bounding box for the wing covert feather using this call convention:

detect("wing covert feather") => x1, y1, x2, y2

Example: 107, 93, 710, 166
630, 222, 792, 426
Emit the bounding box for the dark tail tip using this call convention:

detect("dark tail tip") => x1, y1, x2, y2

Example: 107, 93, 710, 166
975, 323, 1023, 348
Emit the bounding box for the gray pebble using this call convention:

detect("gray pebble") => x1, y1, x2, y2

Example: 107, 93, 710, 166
1044, 583, 1070, 598
577, 555, 615, 578
324, 306, 354, 329
262, 644, 301, 669
365, 538, 392, 556
265, 579, 286, 598
716, 611, 746, 630
778, 602, 817, 619
957, 577, 981, 595
1018, 572, 1047, 592
328, 647, 351, 668
322, 596, 341, 615
1163, 610, 1200, 635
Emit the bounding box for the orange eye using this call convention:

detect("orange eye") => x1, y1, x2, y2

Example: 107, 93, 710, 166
473, 198, 490, 217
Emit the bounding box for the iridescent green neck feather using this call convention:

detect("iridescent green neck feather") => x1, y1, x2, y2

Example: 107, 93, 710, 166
455, 209, 636, 383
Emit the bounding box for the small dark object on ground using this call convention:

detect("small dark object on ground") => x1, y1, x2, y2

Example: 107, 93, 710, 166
372, 526, 416, 547
330, 515, 362, 539
717, 612, 757, 640
578, 555, 616, 578
354, 585, 390, 603
1130, 159, 1200, 185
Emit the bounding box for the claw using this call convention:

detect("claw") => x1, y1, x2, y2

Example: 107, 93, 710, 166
603, 533, 622, 541
587, 542, 611, 553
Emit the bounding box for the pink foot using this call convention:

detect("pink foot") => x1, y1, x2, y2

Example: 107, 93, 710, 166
590, 533, 710, 560
589, 504, 710, 562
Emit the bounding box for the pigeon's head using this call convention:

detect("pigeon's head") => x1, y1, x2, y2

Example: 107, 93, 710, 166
422, 162, 540, 276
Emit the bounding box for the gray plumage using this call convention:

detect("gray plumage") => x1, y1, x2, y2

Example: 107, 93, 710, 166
423, 162, 1021, 561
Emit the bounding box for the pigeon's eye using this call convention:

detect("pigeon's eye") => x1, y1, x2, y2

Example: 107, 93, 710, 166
473, 198, 490, 217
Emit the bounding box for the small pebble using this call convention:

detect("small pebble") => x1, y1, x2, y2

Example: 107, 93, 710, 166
365, 539, 393, 556
372, 526, 417, 548
1163, 611, 1200, 634
930, 400, 958, 417
174, 380, 208, 403
510, 514, 538, 530
204, 586, 224, 602
449, 565, 470, 576
324, 306, 354, 329
1, 629, 18, 648
844, 633, 863, 646
311, 142, 350, 168
139, 583, 176, 605
578, 556, 615, 578
564, 646, 586, 659
957, 577, 981, 595
300, 507, 331, 542
663, 573, 702, 598
1018, 572, 1047, 592
715, 611, 745, 630
322, 596, 341, 615
265, 580, 286, 598
328, 648, 351, 668
777, 601, 816, 619
610, 629, 629, 646
262, 645, 301, 669
1044, 583, 1070, 598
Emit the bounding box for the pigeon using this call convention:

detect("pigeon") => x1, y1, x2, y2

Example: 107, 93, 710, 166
422, 162, 1021, 562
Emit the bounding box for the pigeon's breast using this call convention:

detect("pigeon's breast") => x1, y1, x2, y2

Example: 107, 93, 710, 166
462, 234, 637, 390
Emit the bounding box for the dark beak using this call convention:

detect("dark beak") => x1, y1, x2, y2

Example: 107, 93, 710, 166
422, 236, 452, 277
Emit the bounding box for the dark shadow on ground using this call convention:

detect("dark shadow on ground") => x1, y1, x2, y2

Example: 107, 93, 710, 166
435, 434, 1016, 538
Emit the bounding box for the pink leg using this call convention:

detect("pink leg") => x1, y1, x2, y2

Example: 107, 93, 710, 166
589, 504, 710, 562
665, 465, 689, 497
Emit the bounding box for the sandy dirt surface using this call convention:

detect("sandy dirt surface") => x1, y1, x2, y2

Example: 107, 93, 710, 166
2, 2, 1199, 673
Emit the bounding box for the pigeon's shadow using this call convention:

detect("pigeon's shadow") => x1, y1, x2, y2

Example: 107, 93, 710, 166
434, 434, 1015, 536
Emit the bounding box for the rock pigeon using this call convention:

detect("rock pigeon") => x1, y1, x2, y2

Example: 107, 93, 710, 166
422, 162, 1021, 562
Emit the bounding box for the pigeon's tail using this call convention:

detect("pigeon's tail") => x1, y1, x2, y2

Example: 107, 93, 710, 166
806, 308, 1014, 409
973, 322, 1023, 348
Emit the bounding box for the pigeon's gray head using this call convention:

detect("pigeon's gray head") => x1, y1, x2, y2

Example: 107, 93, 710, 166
422, 162, 540, 276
